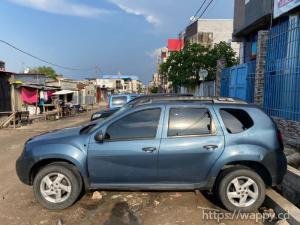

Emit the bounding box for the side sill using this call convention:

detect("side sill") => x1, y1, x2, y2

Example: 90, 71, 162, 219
89, 181, 215, 191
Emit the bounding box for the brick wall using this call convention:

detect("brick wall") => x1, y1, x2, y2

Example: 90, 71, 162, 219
273, 117, 300, 149
254, 30, 269, 106
215, 58, 226, 97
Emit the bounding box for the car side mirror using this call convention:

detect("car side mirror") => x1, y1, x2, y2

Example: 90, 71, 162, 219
94, 131, 104, 143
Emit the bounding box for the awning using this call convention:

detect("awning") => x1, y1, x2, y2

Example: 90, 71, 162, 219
52, 90, 75, 95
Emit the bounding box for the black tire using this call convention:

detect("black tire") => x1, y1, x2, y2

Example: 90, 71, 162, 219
33, 162, 82, 210
217, 168, 265, 212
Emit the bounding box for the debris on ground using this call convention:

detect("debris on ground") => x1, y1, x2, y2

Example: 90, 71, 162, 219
57, 218, 64, 225
110, 194, 122, 199
275, 219, 290, 225
153, 200, 160, 207
91, 191, 103, 200
261, 208, 276, 222
101, 191, 108, 196
170, 193, 182, 198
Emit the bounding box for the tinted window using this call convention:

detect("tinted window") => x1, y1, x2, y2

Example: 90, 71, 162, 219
105, 108, 161, 140
168, 108, 212, 137
219, 108, 254, 134
111, 96, 127, 105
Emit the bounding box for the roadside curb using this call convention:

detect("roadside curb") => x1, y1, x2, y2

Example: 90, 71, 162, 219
265, 189, 300, 225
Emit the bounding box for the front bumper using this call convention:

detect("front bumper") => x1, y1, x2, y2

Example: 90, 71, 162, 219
16, 156, 33, 185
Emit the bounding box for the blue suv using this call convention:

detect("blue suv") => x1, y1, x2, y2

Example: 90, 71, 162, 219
16, 97, 287, 212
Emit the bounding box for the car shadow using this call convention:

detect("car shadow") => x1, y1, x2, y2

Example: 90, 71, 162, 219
200, 190, 224, 209
103, 201, 140, 225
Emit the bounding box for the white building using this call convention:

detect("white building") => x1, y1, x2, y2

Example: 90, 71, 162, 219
185, 19, 240, 56
96, 75, 143, 94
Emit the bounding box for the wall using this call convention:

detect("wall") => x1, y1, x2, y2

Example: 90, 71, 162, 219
185, 19, 240, 56
15, 74, 46, 85
233, 0, 246, 35
274, 117, 300, 149
0, 73, 11, 112
234, 0, 273, 35
179, 81, 215, 97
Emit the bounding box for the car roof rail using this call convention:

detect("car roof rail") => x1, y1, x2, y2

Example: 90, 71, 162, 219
135, 96, 247, 106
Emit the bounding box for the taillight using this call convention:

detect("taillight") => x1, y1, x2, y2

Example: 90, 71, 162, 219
277, 129, 284, 149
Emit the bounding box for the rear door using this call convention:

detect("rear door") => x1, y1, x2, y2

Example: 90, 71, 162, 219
158, 105, 225, 184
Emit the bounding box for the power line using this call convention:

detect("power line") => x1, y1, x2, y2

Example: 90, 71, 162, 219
192, 0, 208, 19
179, 0, 214, 38
0, 39, 95, 71
198, 0, 214, 19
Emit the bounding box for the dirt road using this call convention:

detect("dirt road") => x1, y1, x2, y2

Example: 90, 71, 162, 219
0, 113, 267, 225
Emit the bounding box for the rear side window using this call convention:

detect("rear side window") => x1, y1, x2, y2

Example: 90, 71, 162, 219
168, 108, 212, 137
111, 96, 127, 105
219, 108, 254, 134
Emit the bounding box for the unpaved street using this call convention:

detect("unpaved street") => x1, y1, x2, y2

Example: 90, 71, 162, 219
0, 113, 265, 225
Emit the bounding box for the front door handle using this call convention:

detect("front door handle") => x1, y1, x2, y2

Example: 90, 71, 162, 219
203, 145, 218, 151
142, 147, 157, 153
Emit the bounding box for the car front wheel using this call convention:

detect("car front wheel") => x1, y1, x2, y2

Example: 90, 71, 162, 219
218, 168, 265, 212
33, 163, 82, 210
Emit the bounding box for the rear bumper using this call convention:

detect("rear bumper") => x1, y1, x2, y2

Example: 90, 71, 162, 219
271, 153, 287, 186
16, 156, 32, 185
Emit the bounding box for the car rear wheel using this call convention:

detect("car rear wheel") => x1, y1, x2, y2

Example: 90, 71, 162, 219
218, 168, 265, 212
33, 163, 82, 210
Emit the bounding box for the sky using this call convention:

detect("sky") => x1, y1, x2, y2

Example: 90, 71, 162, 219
0, 0, 234, 83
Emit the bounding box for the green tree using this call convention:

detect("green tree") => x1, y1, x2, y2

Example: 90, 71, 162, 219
205, 41, 239, 80
29, 66, 58, 80
160, 41, 238, 90
150, 86, 159, 94
160, 43, 210, 90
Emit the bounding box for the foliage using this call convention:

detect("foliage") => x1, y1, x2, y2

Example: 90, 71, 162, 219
160, 41, 238, 89
150, 86, 159, 94
29, 66, 57, 80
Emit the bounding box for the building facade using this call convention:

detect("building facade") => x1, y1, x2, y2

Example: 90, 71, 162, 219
96, 75, 143, 94
221, 0, 300, 150
185, 19, 240, 56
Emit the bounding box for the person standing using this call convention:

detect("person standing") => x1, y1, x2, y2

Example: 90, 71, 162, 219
39, 90, 45, 114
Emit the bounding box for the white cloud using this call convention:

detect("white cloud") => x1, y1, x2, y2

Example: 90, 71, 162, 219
8, 0, 111, 18
108, 0, 160, 25
146, 47, 165, 59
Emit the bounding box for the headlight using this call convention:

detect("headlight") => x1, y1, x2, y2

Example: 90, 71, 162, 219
91, 113, 102, 120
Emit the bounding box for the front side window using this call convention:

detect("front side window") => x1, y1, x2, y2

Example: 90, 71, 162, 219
168, 108, 212, 137
219, 108, 254, 134
105, 108, 161, 141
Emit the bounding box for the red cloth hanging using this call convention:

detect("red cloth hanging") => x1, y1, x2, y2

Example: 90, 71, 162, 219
21, 87, 38, 104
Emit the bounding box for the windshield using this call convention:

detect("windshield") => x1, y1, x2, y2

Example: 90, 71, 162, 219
111, 96, 127, 106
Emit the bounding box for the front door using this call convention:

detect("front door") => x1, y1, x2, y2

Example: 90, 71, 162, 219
158, 105, 225, 184
88, 107, 164, 186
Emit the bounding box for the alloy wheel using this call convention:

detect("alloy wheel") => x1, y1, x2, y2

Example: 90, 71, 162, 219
40, 172, 72, 203
226, 176, 259, 208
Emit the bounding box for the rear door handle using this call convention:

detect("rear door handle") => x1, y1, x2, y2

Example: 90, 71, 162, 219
142, 147, 157, 153
203, 145, 218, 150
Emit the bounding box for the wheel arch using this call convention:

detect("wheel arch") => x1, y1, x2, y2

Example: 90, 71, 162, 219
29, 158, 89, 191
215, 161, 272, 187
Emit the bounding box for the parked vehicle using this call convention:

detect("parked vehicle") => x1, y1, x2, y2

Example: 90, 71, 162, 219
108, 94, 139, 109
16, 97, 287, 212
91, 94, 193, 121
